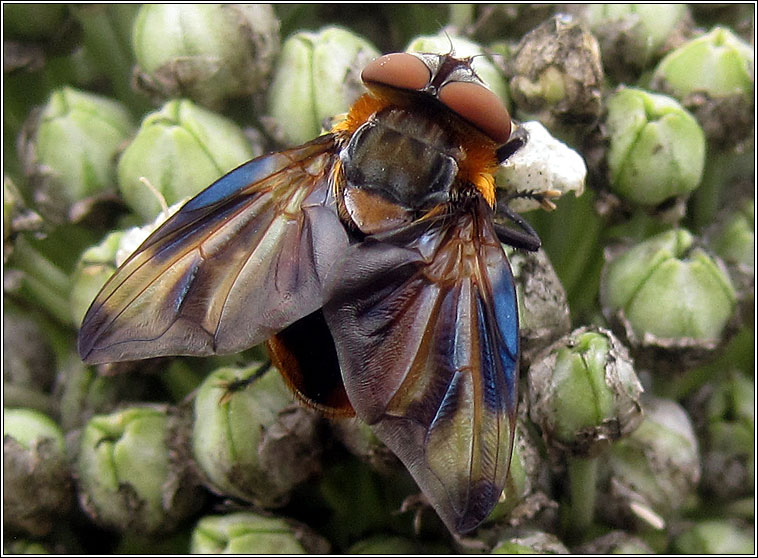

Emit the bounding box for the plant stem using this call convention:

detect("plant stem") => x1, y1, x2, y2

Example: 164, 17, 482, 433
567, 455, 599, 535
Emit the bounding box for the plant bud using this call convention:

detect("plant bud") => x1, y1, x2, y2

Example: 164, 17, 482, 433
492, 528, 569, 554
190, 512, 329, 554
505, 245, 571, 366
698, 371, 754, 501
21, 87, 135, 223
600, 229, 737, 367
577, 4, 692, 82
650, 26, 754, 146
707, 199, 754, 322
3, 408, 73, 536
117, 99, 257, 220
192, 365, 321, 508
597, 396, 700, 528
132, 4, 280, 110
605, 87, 706, 207
76, 405, 204, 534
507, 15, 603, 130
528, 327, 643, 456
266, 27, 379, 145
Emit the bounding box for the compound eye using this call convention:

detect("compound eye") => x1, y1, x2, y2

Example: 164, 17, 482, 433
361, 53, 431, 91
439, 81, 512, 144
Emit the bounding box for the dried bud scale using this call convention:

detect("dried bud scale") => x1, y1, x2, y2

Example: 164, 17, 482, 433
507, 15, 604, 133
3, 408, 74, 537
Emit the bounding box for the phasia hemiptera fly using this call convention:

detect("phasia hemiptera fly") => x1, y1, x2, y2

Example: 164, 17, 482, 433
78, 51, 548, 535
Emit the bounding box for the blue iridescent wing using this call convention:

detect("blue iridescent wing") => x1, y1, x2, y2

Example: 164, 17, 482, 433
79, 135, 348, 364
322, 197, 519, 534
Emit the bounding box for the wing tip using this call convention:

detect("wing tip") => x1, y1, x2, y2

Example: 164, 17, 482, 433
449, 479, 503, 535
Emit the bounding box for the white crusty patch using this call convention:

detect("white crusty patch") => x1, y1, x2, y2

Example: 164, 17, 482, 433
495, 121, 586, 212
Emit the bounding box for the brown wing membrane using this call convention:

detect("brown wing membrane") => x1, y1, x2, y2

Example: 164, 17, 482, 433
79, 135, 348, 363
323, 198, 520, 534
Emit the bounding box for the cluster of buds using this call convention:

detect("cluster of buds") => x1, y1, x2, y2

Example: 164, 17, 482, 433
3, 3, 753, 554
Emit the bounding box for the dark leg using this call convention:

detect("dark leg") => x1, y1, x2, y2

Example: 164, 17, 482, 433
495, 191, 543, 251
217, 360, 272, 404
496, 124, 529, 164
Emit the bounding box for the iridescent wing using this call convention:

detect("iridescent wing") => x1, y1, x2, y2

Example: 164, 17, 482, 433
322, 197, 519, 534
79, 135, 348, 364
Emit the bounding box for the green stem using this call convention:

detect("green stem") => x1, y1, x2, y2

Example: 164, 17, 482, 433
9, 235, 73, 326
566, 455, 599, 535
690, 146, 754, 231
71, 5, 150, 114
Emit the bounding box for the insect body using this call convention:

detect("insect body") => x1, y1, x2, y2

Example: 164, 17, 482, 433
78, 51, 542, 534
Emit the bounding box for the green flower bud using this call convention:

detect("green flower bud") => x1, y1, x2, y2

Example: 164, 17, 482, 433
117, 99, 257, 221
699, 371, 754, 501
653, 27, 754, 99
598, 396, 700, 528
673, 519, 754, 554
192, 365, 321, 508
69, 230, 123, 326
132, 4, 280, 110
190, 512, 330, 554
405, 34, 509, 107
708, 199, 754, 321
22, 87, 135, 223
578, 4, 692, 82
76, 405, 204, 534
496, 121, 586, 214
265, 27, 379, 145
600, 229, 737, 348
330, 417, 402, 475
710, 199, 755, 271
573, 530, 655, 554
651, 27, 754, 146
505, 245, 571, 366
3, 408, 73, 536
492, 529, 569, 554
606, 88, 706, 206
528, 327, 643, 456
507, 15, 603, 129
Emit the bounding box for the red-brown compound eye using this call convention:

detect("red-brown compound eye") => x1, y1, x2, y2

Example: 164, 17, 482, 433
439, 81, 512, 144
361, 53, 431, 91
